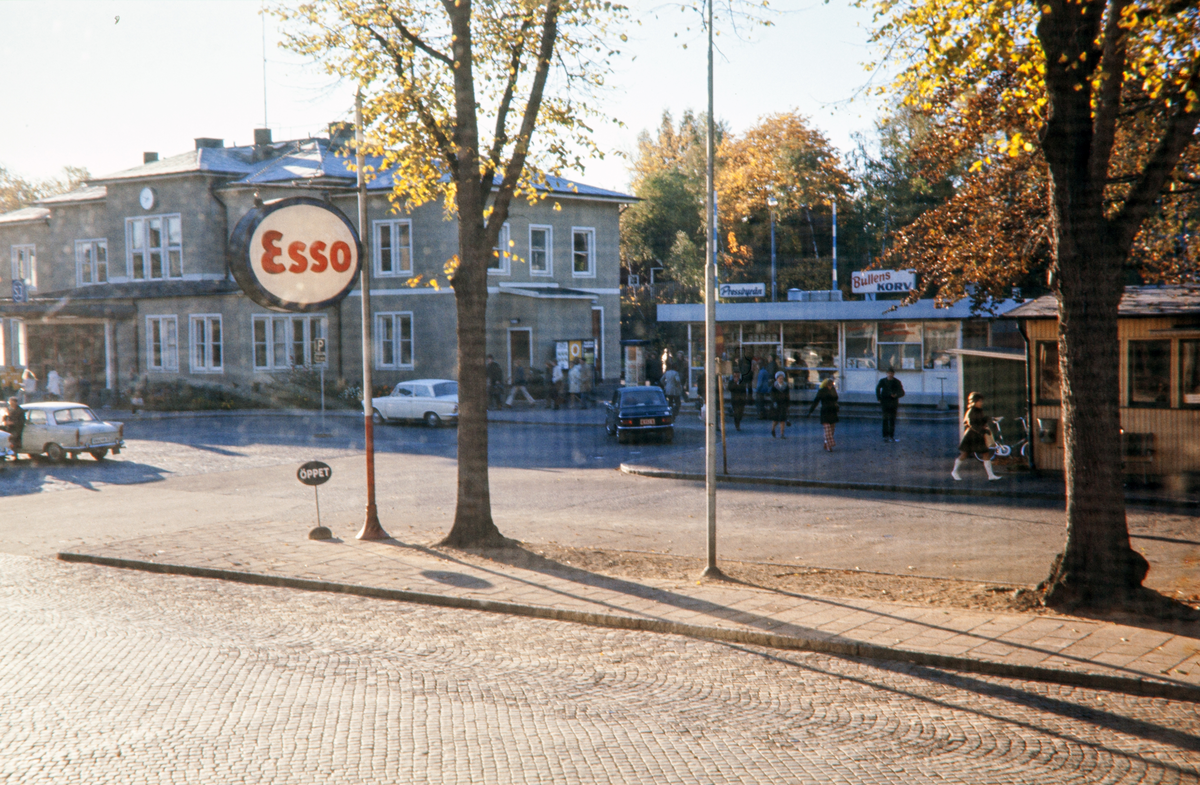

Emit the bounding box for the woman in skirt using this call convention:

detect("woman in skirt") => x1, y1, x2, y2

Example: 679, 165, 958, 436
953, 391, 1001, 480
807, 377, 840, 451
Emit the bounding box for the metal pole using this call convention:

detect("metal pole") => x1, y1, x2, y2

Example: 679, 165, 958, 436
314, 485, 322, 527
831, 199, 838, 292
355, 91, 388, 541
769, 203, 777, 302
703, 0, 722, 579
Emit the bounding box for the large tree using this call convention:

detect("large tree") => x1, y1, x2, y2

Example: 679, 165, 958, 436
1, 165, 90, 213
280, 0, 624, 547
869, 0, 1200, 607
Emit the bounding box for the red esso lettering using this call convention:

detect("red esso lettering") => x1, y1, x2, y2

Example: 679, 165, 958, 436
288, 241, 308, 273
309, 241, 328, 273
330, 241, 352, 273
260, 230, 285, 274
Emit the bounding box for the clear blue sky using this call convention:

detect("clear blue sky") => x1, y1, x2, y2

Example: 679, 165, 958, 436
0, 0, 886, 193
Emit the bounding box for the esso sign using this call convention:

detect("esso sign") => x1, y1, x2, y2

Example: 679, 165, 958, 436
229, 197, 361, 312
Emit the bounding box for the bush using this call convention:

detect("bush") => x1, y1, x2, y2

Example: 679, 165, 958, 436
142, 380, 257, 411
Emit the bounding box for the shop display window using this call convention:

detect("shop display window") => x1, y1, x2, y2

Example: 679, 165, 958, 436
923, 322, 958, 369
877, 322, 923, 371
1182, 341, 1200, 406
1128, 340, 1170, 407
845, 322, 876, 369
1037, 341, 1060, 403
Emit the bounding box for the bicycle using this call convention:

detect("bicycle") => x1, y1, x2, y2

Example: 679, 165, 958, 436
980, 416, 1030, 465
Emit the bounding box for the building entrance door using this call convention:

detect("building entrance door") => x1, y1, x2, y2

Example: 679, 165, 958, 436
508, 328, 532, 380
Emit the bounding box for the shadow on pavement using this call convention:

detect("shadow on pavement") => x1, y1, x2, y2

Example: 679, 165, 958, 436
0, 458, 168, 496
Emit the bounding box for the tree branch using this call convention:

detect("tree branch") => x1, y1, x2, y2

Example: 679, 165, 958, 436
1114, 61, 1200, 252
1089, 0, 1129, 187
484, 15, 537, 187
388, 10, 453, 66
490, 0, 561, 225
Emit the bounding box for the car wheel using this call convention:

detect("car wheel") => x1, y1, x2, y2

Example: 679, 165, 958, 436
372, 408, 386, 426
45, 443, 65, 463
89, 448, 109, 461
424, 412, 442, 428
662, 429, 674, 444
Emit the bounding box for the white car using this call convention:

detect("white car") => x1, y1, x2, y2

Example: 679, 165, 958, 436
369, 379, 459, 427
10, 402, 125, 461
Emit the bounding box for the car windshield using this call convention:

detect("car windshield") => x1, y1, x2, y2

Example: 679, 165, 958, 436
621, 389, 666, 407
53, 407, 99, 424
432, 382, 458, 398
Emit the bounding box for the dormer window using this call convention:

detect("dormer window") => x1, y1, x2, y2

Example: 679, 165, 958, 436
127, 214, 182, 280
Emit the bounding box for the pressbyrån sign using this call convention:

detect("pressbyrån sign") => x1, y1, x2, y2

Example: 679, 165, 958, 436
228, 197, 362, 312
718, 282, 766, 298
851, 269, 916, 294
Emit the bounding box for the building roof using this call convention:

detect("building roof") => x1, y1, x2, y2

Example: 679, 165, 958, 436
657, 297, 1024, 323
93, 136, 635, 202
35, 185, 108, 205
0, 206, 50, 225
1005, 286, 1200, 319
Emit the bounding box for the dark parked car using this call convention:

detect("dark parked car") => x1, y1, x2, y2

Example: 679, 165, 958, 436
605, 386, 675, 444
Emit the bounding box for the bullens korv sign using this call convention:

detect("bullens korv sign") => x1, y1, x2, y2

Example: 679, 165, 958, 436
228, 197, 362, 312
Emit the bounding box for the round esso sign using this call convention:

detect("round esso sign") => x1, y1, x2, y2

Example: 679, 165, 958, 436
229, 197, 361, 312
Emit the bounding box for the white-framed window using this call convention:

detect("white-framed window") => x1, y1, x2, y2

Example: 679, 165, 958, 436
374, 219, 412, 277
529, 225, 552, 276
252, 314, 328, 371
489, 222, 511, 274
572, 228, 595, 277
375, 312, 414, 369
146, 316, 179, 372
127, 214, 182, 280
190, 315, 223, 374
11, 245, 36, 290
75, 239, 108, 286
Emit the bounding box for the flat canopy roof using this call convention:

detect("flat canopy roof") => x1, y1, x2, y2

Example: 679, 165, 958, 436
657, 298, 1022, 323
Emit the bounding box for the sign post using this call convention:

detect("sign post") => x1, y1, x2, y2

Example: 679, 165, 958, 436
298, 460, 333, 539
313, 338, 328, 436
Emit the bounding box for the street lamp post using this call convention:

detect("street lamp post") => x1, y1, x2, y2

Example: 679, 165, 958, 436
767, 196, 778, 302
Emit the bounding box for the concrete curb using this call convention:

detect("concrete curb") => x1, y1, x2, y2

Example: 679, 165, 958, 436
619, 464, 1200, 510
56, 551, 1200, 704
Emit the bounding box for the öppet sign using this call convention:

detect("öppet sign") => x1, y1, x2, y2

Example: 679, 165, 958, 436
297, 460, 333, 486
228, 197, 362, 312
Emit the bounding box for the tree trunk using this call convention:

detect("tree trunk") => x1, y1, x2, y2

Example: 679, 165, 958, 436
440, 222, 508, 549
1040, 240, 1148, 607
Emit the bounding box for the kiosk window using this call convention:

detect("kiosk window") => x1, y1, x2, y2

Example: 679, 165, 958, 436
1128, 340, 1170, 407
877, 322, 922, 371
1181, 340, 1200, 406
845, 322, 875, 369
1037, 342, 1060, 402
924, 322, 957, 369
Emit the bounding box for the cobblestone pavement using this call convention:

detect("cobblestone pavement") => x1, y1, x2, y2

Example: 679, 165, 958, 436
3, 554, 1198, 784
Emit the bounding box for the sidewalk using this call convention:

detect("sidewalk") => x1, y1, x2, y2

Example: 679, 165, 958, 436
60, 517, 1200, 702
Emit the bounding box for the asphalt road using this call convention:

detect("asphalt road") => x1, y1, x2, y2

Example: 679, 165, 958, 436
3, 553, 1198, 784
2, 414, 1198, 594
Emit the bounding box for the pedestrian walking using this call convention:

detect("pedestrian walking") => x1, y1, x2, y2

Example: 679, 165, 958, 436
567, 359, 584, 409
505, 360, 536, 406
807, 377, 840, 451
728, 372, 749, 431
546, 361, 563, 410
46, 369, 63, 401
19, 369, 37, 404
769, 371, 790, 438
3, 397, 25, 456
127, 370, 145, 414
755, 362, 772, 419
952, 391, 1002, 481
875, 367, 905, 442
486, 355, 504, 410
660, 367, 683, 415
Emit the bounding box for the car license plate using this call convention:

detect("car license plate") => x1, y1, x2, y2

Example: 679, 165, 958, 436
640, 418, 655, 426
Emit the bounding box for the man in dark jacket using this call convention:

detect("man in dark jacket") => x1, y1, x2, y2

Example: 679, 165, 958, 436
3, 397, 25, 456
727, 372, 749, 431
486, 355, 504, 410
875, 368, 906, 442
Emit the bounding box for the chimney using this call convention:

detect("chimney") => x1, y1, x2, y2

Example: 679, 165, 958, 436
143, 152, 159, 164
194, 137, 224, 150
327, 121, 354, 152
254, 128, 273, 146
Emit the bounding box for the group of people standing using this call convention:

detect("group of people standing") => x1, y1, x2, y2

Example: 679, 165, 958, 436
5, 368, 81, 405
485, 355, 595, 411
